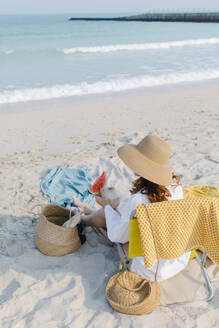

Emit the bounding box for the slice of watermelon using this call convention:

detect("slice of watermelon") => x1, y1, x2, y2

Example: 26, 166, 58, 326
89, 172, 106, 195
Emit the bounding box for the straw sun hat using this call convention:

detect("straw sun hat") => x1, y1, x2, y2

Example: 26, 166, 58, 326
117, 134, 172, 186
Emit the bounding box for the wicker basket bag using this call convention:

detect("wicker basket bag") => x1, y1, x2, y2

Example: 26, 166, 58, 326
106, 212, 161, 315
35, 204, 82, 256
106, 263, 160, 315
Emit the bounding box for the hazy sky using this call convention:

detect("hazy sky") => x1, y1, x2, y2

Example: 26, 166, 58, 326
1, 0, 219, 15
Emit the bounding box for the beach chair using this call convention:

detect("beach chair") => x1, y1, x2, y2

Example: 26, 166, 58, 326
117, 197, 219, 302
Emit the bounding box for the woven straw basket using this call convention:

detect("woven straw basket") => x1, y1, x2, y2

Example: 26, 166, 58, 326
106, 270, 160, 315
35, 204, 82, 256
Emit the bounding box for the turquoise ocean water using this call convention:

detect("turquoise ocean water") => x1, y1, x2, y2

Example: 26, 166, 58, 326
1, 13, 219, 105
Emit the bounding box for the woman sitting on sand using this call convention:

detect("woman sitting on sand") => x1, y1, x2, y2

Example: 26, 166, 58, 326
73, 134, 191, 281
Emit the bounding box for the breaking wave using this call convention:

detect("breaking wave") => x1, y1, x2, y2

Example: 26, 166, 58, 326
0, 50, 14, 55
62, 38, 219, 54
1, 69, 219, 104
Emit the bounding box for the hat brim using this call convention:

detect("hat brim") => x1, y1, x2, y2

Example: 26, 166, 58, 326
117, 144, 172, 186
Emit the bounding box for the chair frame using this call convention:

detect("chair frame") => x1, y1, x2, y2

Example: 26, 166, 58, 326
195, 251, 214, 302
117, 210, 215, 302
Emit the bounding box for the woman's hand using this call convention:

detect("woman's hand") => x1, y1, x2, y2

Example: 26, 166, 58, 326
95, 190, 109, 207
95, 196, 108, 207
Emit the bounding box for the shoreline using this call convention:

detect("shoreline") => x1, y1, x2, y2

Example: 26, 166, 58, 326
1, 78, 219, 116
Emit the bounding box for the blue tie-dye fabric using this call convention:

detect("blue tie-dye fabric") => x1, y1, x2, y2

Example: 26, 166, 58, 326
40, 166, 95, 208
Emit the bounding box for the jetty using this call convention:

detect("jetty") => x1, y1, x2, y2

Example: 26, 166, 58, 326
69, 12, 219, 23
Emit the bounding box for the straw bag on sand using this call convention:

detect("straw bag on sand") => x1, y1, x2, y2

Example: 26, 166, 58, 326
35, 204, 85, 256
106, 211, 161, 315
106, 261, 160, 315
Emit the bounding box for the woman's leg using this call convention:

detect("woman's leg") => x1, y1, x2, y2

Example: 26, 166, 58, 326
81, 207, 106, 228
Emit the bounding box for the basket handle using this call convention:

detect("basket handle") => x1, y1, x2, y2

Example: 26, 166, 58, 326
118, 271, 149, 292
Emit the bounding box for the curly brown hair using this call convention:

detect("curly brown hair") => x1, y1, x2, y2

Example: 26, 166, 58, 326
131, 174, 180, 203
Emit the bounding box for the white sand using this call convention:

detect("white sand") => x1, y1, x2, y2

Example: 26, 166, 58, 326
0, 83, 218, 327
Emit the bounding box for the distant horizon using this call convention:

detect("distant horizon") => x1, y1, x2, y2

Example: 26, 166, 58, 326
1, 0, 219, 15
1, 9, 219, 16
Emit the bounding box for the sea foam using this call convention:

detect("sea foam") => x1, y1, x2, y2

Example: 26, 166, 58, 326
0, 50, 14, 55
62, 38, 219, 54
1, 69, 219, 104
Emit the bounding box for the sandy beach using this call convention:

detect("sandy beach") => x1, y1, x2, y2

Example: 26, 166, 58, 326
0, 83, 218, 327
